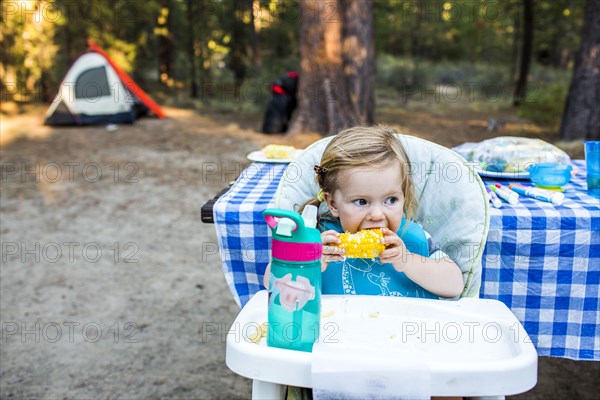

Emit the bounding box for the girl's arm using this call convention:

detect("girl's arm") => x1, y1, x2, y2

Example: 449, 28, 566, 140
379, 228, 463, 298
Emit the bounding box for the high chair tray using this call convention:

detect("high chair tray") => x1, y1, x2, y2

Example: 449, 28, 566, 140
226, 290, 537, 397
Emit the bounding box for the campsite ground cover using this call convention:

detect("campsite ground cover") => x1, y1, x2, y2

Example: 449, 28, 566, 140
1, 103, 598, 399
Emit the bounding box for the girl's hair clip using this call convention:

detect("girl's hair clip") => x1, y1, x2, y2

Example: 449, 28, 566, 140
317, 189, 325, 202
313, 165, 328, 176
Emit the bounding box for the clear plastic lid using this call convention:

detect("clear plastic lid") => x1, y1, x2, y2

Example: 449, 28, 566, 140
301, 205, 318, 229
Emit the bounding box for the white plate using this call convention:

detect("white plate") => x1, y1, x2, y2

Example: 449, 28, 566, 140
247, 149, 301, 163
472, 164, 530, 180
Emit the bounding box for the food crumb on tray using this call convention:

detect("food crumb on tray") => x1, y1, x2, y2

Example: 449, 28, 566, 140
248, 322, 268, 344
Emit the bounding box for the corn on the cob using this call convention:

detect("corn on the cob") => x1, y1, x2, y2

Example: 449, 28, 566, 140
261, 144, 296, 159
337, 228, 385, 259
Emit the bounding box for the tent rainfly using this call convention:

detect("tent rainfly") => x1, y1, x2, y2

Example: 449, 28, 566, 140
45, 40, 166, 125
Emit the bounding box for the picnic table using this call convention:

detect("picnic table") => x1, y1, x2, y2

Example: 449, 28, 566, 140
206, 158, 599, 361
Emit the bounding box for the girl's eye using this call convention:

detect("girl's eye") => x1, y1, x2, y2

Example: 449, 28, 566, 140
385, 197, 399, 205
353, 199, 367, 206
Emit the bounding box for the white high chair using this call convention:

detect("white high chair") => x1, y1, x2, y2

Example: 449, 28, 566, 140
225, 135, 537, 399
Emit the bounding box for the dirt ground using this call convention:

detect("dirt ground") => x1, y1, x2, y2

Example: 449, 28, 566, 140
0, 104, 597, 399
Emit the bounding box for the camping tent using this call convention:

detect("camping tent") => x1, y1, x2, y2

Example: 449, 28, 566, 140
45, 40, 166, 125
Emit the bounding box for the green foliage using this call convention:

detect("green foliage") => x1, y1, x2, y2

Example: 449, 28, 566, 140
377, 53, 572, 119
532, 0, 585, 67
374, 0, 585, 66
1, 0, 59, 101
0, 0, 586, 106
517, 63, 572, 125
518, 81, 569, 126
376, 55, 512, 93
374, 0, 520, 63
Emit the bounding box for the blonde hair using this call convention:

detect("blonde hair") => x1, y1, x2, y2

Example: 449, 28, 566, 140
305, 125, 418, 221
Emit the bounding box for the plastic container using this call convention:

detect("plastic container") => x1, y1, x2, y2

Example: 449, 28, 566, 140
263, 208, 322, 352
585, 141, 600, 198
526, 162, 572, 188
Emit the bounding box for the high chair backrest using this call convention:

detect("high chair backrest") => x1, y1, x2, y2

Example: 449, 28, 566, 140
275, 134, 490, 297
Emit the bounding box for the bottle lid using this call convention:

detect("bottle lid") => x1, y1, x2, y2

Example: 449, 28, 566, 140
275, 218, 296, 237
301, 205, 318, 229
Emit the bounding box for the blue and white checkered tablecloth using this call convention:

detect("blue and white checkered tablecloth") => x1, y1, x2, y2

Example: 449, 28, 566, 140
214, 163, 287, 307
212, 159, 600, 361
480, 160, 599, 360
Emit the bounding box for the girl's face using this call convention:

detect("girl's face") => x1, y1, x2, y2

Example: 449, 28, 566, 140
324, 160, 405, 233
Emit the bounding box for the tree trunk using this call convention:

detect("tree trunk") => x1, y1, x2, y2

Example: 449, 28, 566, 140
560, 0, 600, 141
513, 0, 533, 107
342, 0, 375, 124
290, 0, 375, 135
187, 0, 198, 98
197, 0, 211, 101
248, 0, 260, 74
549, 4, 564, 67
229, 1, 248, 97
511, 0, 521, 82
158, 1, 174, 83
411, 2, 423, 92
411, 2, 422, 57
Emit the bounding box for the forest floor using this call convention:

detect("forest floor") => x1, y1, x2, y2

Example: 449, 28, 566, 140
1, 101, 597, 399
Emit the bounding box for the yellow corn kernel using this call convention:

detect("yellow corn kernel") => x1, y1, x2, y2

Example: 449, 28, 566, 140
248, 322, 268, 344
261, 144, 296, 159
337, 228, 385, 259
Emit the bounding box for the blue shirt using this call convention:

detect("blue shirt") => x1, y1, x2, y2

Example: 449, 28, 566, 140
319, 218, 439, 299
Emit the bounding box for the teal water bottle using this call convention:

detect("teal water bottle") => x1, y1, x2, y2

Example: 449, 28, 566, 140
263, 207, 322, 352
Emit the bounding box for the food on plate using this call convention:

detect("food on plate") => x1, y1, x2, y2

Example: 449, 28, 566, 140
261, 144, 297, 160
466, 137, 570, 173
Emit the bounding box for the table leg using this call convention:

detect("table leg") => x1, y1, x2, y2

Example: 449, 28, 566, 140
252, 379, 285, 400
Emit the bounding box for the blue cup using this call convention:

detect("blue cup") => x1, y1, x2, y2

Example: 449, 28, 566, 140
585, 141, 600, 198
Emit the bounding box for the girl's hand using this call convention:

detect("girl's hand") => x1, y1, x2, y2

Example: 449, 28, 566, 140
379, 228, 410, 271
321, 230, 344, 271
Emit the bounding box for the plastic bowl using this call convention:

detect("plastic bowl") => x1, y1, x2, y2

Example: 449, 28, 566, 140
527, 162, 572, 187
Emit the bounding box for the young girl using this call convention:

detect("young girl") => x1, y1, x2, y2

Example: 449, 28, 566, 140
265, 126, 464, 299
